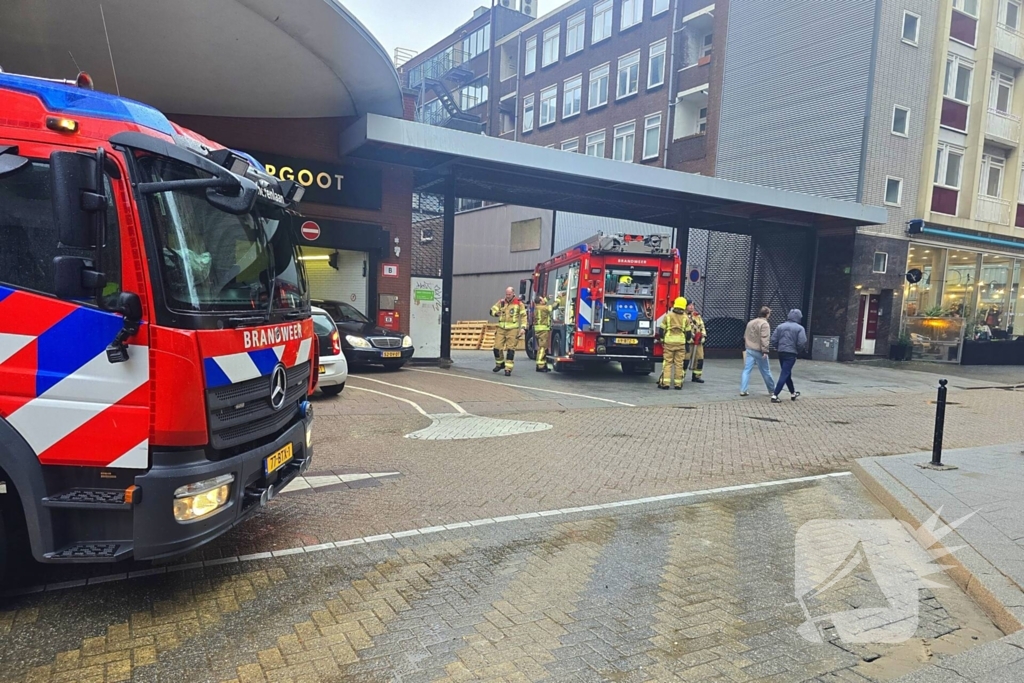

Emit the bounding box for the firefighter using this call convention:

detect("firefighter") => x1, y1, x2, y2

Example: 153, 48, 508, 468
532, 295, 552, 372
490, 287, 527, 376
656, 297, 692, 390
684, 302, 708, 383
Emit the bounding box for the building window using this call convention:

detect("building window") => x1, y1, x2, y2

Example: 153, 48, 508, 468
525, 36, 537, 75
642, 113, 662, 160
586, 130, 606, 157
653, 0, 670, 15
1006, 0, 1022, 30
617, 51, 641, 99
540, 85, 558, 126
991, 71, 1014, 114
589, 63, 610, 109
613, 121, 636, 162
935, 143, 965, 189
872, 252, 889, 274
892, 106, 910, 136
459, 78, 489, 110
698, 106, 708, 134
701, 33, 714, 58
566, 11, 585, 55
953, 0, 978, 17
561, 138, 579, 153
944, 54, 973, 103
462, 24, 491, 60
902, 11, 920, 45
648, 40, 667, 89
593, 0, 613, 44
884, 177, 903, 206
563, 75, 583, 118
542, 25, 560, 67
523, 94, 535, 132
621, 0, 643, 30
982, 154, 1006, 197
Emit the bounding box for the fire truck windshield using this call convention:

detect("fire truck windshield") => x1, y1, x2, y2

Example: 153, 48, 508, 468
136, 155, 308, 316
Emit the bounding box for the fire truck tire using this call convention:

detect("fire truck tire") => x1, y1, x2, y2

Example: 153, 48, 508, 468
525, 332, 537, 361
0, 508, 7, 585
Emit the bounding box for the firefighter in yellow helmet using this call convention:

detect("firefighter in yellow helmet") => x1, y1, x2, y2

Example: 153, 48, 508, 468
656, 297, 692, 390
532, 295, 552, 372
490, 286, 527, 376
684, 301, 708, 383
618, 274, 633, 291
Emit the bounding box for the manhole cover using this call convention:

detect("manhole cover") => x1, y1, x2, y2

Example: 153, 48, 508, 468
748, 416, 781, 423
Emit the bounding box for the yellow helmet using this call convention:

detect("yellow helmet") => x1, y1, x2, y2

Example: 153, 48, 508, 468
619, 275, 633, 285
673, 297, 688, 310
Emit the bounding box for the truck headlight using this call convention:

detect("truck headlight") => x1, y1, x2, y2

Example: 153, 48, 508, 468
173, 474, 233, 522
402, 335, 413, 348
346, 335, 371, 348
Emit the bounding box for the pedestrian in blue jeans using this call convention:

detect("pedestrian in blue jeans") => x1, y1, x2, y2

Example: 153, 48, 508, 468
770, 309, 808, 403
740, 307, 775, 396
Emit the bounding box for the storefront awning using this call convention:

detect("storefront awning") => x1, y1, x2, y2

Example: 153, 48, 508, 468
340, 114, 887, 232
0, 0, 403, 119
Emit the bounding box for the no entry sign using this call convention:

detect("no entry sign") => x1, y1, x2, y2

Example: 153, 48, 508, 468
300, 221, 321, 241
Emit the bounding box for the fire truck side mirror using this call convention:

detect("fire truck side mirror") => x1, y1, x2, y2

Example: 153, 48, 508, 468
53, 256, 105, 301
50, 150, 106, 249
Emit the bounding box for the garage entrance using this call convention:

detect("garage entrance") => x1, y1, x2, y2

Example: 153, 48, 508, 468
301, 247, 369, 316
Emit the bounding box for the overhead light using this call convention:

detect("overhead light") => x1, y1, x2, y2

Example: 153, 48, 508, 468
46, 116, 79, 133
209, 149, 251, 177
298, 255, 330, 262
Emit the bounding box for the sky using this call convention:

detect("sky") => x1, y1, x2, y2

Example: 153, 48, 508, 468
342, 0, 564, 62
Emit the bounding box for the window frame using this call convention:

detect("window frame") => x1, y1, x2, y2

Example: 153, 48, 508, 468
539, 84, 558, 127
566, 11, 586, 56
524, 36, 537, 76
953, 0, 979, 18
990, 70, 1015, 114
934, 143, 966, 190
902, 11, 921, 46
620, 0, 643, 31
588, 62, 611, 109
943, 54, 974, 104
563, 74, 583, 119
884, 176, 904, 207
698, 106, 708, 135
648, 39, 667, 89
891, 105, 910, 137
542, 25, 561, 67
613, 120, 637, 163
616, 50, 641, 100
701, 33, 714, 58
592, 0, 613, 44
653, 0, 670, 16
585, 130, 607, 157
561, 138, 580, 153
981, 153, 1007, 198
642, 113, 663, 160
872, 252, 889, 275
522, 93, 535, 133
1006, 0, 1022, 30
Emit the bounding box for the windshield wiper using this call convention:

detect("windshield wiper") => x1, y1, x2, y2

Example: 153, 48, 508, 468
227, 314, 270, 328
283, 310, 306, 320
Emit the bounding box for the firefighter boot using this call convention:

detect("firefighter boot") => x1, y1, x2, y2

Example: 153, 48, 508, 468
492, 348, 505, 372
504, 349, 515, 376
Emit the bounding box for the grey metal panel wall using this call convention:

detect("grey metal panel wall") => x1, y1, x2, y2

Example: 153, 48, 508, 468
715, 0, 878, 201
453, 205, 553, 275
453, 271, 534, 322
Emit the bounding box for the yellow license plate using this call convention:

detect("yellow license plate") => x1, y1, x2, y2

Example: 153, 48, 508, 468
319, 365, 326, 374
264, 443, 294, 476
615, 338, 639, 345
382, 351, 402, 358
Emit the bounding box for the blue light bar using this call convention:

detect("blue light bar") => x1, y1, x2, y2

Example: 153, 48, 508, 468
0, 72, 175, 137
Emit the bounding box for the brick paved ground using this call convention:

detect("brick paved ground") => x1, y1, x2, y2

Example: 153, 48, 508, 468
0, 477, 1002, 683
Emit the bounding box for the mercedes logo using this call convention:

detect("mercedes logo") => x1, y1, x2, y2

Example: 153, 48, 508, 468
269, 364, 288, 411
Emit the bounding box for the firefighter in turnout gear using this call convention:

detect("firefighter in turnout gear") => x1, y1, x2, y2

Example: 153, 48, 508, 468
656, 297, 692, 390
532, 295, 553, 372
490, 287, 527, 376
684, 303, 708, 383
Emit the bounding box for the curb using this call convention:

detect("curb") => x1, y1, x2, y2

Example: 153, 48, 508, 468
852, 457, 1024, 636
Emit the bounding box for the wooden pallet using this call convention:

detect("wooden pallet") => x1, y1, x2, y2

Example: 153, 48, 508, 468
451, 321, 487, 350
481, 324, 497, 349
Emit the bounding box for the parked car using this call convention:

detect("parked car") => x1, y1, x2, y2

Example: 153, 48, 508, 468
313, 299, 415, 370
312, 306, 349, 396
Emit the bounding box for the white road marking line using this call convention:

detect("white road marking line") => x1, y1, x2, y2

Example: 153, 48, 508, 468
8, 471, 853, 596
281, 471, 403, 494
409, 368, 637, 407
349, 375, 467, 414
346, 385, 430, 417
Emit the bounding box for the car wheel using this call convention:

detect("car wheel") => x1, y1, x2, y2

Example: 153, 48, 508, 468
383, 361, 406, 371
321, 384, 345, 397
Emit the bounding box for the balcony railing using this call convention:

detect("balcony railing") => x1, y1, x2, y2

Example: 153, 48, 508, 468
987, 108, 1021, 145
976, 195, 1011, 225
995, 22, 1024, 63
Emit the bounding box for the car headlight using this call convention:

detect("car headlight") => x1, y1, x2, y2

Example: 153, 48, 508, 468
402, 335, 413, 347
173, 474, 233, 522
346, 335, 371, 348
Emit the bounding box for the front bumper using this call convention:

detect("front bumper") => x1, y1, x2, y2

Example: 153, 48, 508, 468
131, 415, 313, 561
346, 346, 415, 365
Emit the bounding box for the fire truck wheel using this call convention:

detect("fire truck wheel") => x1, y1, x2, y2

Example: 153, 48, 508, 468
0, 507, 6, 584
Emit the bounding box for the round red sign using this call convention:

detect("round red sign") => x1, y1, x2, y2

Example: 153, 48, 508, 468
300, 221, 321, 241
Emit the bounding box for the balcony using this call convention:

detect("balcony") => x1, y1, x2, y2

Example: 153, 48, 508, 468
995, 23, 1024, 64
976, 195, 1011, 225
986, 109, 1021, 146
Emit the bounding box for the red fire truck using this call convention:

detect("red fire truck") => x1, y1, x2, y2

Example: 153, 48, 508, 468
523, 233, 683, 375
0, 71, 318, 579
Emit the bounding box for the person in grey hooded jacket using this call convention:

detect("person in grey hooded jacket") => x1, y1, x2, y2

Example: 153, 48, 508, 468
769, 309, 808, 403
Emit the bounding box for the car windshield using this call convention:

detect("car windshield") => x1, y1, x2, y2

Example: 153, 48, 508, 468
136, 155, 308, 315
327, 301, 371, 324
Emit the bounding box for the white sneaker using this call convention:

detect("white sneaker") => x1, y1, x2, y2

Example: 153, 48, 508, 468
740, 392, 749, 397
770, 395, 781, 404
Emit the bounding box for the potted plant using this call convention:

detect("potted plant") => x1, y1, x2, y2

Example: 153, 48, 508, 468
889, 330, 914, 361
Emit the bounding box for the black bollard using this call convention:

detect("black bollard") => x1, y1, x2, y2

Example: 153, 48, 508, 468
931, 379, 948, 466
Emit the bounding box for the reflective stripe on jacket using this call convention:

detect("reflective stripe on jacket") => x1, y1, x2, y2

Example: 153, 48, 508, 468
659, 311, 691, 345
533, 304, 552, 331
491, 299, 527, 329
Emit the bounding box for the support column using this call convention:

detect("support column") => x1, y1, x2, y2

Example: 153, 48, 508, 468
675, 225, 690, 297
439, 172, 456, 366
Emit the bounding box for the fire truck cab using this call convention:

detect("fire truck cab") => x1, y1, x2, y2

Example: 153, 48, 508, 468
0, 71, 318, 579
523, 233, 682, 375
